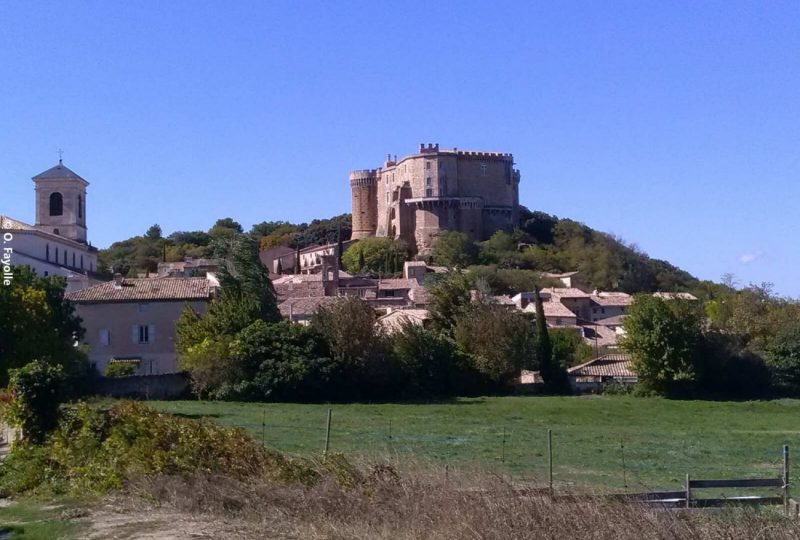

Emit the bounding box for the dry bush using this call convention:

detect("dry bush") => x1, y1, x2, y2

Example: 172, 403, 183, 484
128, 460, 800, 540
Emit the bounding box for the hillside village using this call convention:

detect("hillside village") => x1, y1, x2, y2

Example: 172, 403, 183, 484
1, 145, 703, 393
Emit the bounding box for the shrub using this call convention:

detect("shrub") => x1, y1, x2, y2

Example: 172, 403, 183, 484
0, 401, 321, 497
104, 362, 138, 378
6, 360, 66, 444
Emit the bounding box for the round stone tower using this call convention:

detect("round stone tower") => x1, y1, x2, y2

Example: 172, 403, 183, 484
349, 169, 379, 240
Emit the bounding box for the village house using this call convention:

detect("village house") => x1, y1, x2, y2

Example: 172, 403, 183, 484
66, 274, 217, 375
157, 257, 219, 277
567, 354, 637, 393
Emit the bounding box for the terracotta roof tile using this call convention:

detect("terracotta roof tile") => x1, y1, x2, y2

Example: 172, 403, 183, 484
568, 354, 635, 378
66, 277, 213, 303
590, 292, 633, 307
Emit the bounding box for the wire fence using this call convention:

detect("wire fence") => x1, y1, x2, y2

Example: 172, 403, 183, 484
242, 407, 795, 495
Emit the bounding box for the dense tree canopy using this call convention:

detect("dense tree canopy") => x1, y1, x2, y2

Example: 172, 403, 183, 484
0, 267, 86, 386
341, 237, 408, 275
621, 296, 704, 395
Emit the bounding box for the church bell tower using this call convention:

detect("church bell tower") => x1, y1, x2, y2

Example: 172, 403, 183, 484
33, 158, 89, 244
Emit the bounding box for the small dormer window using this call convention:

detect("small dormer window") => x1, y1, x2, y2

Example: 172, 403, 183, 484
49, 192, 63, 216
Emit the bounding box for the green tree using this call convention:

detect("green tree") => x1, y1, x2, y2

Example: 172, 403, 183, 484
145, 224, 163, 240
311, 296, 397, 398
427, 272, 473, 334
218, 235, 280, 322
431, 231, 478, 268
0, 267, 86, 386
621, 296, 703, 395
550, 327, 593, 368
6, 360, 66, 444
392, 322, 471, 396
533, 288, 568, 391
341, 237, 407, 274
224, 320, 334, 401
765, 320, 800, 394
454, 303, 536, 384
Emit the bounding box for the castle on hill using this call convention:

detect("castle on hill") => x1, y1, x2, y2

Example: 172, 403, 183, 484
349, 143, 520, 254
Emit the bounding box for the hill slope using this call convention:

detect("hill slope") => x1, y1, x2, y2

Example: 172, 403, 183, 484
97, 207, 700, 294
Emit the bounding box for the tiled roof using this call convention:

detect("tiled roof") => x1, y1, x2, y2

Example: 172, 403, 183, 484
32, 162, 87, 182
581, 324, 620, 348
273, 274, 324, 284
524, 300, 576, 318
590, 292, 633, 307
378, 278, 417, 290
275, 280, 325, 300
541, 287, 590, 298
0, 215, 35, 231
409, 286, 430, 305
568, 354, 635, 378
66, 277, 213, 303
279, 296, 339, 318
377, 309, 430, 333
0, 215, 96, 250
595, 314, 626, 326
493, 295, 516, 305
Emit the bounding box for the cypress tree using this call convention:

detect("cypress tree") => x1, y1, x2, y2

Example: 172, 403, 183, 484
534, 287, 569, 392
357, 249, 366, 273
294, 247, 301, 274
337, 222, 344, 268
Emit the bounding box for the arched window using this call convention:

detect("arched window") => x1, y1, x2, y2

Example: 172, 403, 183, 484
80, 255, 84, 269
63, 250, 67, 265
46, 244, 50, 261
78, 195, 83, 218
55, 247, 59, 261
72, 253, 76, 267
53, 228, 59, 235
49, 192, 63, 216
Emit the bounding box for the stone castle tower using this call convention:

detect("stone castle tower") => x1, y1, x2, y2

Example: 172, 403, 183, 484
33, 160, 89, 244
349, 169, 379, 240
349, 143, 520, 254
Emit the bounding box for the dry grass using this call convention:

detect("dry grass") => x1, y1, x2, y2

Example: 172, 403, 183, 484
124, 459, 800, 540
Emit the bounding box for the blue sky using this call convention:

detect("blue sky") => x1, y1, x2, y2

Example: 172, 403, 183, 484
1, 1, 798, 295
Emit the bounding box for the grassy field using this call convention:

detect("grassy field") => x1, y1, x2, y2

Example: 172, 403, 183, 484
148, 395, 800, 491
0, 501, 86, 540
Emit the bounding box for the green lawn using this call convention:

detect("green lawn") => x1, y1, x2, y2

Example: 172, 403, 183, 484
0, 501, 86, 540
149, 396, 800, 491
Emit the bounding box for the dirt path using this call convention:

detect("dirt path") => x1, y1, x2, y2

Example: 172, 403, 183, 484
83, 502, 301, 540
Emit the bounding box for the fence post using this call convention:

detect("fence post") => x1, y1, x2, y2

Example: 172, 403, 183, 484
783, 445, 790, 516
548, 428, 553, 496
501, 427, 506, 463
261, 408, 266, 446
685, 473, 691, 509
323, 408, 332, 458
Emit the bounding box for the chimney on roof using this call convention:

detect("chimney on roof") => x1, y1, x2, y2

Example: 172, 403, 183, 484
419, 143, 425, 153
113, 273, 124, 288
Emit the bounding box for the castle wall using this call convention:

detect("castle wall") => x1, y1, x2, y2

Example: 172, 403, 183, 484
350, 144, 520, 252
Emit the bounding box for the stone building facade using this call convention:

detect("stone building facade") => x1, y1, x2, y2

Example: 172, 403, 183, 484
350, 143, 520, 253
